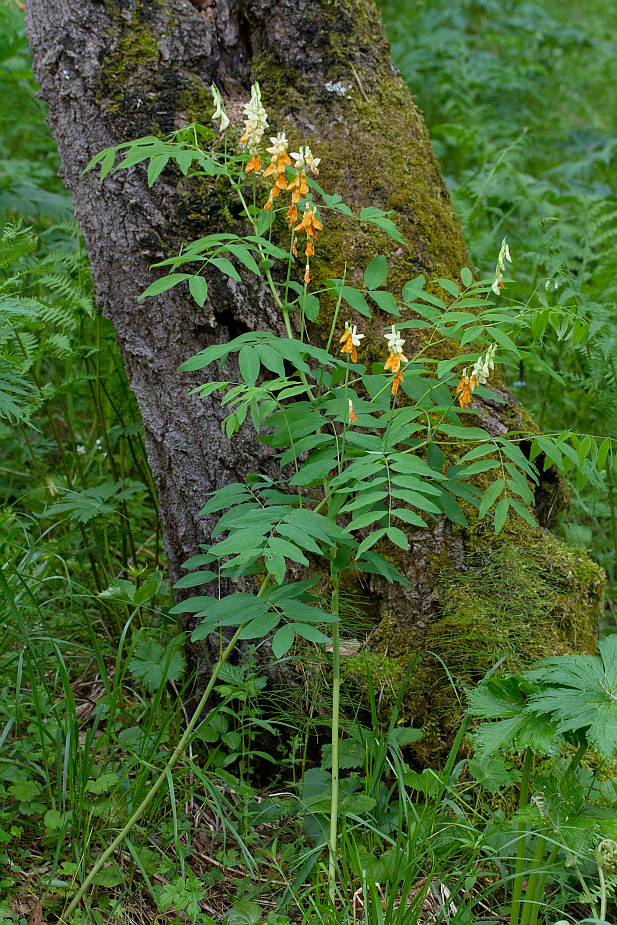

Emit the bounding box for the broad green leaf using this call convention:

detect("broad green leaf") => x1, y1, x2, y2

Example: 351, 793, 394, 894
139, 273, 191, 300
356, 528, 387, 556
174, 570, 217, 589
363, 255, 388, 290
526, 636, 617, 759
460, 267, 473, 287
493, 497, 509, 534
341, 285, 371, 318
129, 638, 185, 691
148, 154, 170, 186
292, 623, 331, 645
238, 346, 260, 386
272, 624, 296, 658
478, 479, 505, 520
226, 243, 261, 275
437, 278, 459, 298
391, 508, 427, 528
188, 275, 208, 307
368, 290, 399, 315
189, 594, 270, 639
402, 276, 426, 302
227, 901, 262, 925
439, 491, 468, 527
238, 612, 280, 640
210, 256, 242, 282
386, 526, 409, 549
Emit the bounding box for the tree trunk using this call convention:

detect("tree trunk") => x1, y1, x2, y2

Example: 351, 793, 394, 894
25, 0, 604, 747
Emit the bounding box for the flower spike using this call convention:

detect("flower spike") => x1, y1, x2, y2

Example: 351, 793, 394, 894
263, 133, 291, 210
456, 344, 497, 408
492, 238, 512, 295
241, 82, 268, 173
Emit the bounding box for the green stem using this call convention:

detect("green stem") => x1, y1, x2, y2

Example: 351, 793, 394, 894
510, 748, 533, 925
526, 842, 559, 925
599, 862, 607, 922
328, 570, 341, 905
565, 742, 587, 774
61, 575, 272, 920
607, 464, 617, 586
519, 831, 547, 925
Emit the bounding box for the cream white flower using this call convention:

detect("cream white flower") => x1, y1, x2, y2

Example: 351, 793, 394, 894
384, 326, 408, 394
492, 237, 513, 295
210, 84, 229, 132
266, 132, 289, 158
340, 322, 364, 362
384, 326, 406, 357
456, 344, 497, 408
290, 145, 321, 176
240, 82, 268, 152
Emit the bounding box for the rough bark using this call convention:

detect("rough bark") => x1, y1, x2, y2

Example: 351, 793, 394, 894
25, 0, 604, 743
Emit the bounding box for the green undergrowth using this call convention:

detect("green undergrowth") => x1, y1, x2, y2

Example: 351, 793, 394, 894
0, 0, 616, 922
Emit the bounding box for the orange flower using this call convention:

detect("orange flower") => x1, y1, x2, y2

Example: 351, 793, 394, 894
340, 322, 364, 362
455, 346, 497, 408
293, 204, 322, 256
348, 399, 357, 423
455, 369, 478, 408
384, 326, 408, 395
263, 133, 291, 210
287, 147, 320, 218
287, 203, 298, 229
245, 153, 261, 174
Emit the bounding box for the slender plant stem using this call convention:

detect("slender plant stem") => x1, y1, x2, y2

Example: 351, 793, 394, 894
519, 831, 547, 925
510, 748, 533, 925
328, 570, 341, 905
526, 842, 559, 925
61, 575, 272, 920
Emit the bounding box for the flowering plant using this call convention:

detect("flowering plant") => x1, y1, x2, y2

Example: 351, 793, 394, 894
78, 81, 610, 912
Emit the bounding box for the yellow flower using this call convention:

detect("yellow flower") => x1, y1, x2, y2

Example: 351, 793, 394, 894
340, 322, 364, 363
383, 326, 408, 394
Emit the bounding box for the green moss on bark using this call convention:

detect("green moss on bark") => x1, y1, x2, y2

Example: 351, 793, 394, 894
362, 536, 604, 761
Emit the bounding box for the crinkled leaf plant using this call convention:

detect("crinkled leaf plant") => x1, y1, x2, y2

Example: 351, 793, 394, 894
468, 634, 617, 925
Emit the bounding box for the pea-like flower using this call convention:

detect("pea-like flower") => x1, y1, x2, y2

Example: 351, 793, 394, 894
348, 399, 357, 424
263, 132, 291, 210
340, 322, 364, 362
210, 84, 229, 132
491, 238, 512, 295
293, 203, 323, 284
286, 146, 321, 229
456, 344, 497, 408
241, 83, 268, 173
384, 326, 408, 394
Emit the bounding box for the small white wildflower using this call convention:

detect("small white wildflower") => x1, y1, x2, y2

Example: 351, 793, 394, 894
491, 237, 513, 295
210, 84, 229, 132
240, 82, 268, 152
290, 145, 321, 176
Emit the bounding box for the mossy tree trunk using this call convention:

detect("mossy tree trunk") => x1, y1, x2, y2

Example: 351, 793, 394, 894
25, 0, 603, 739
